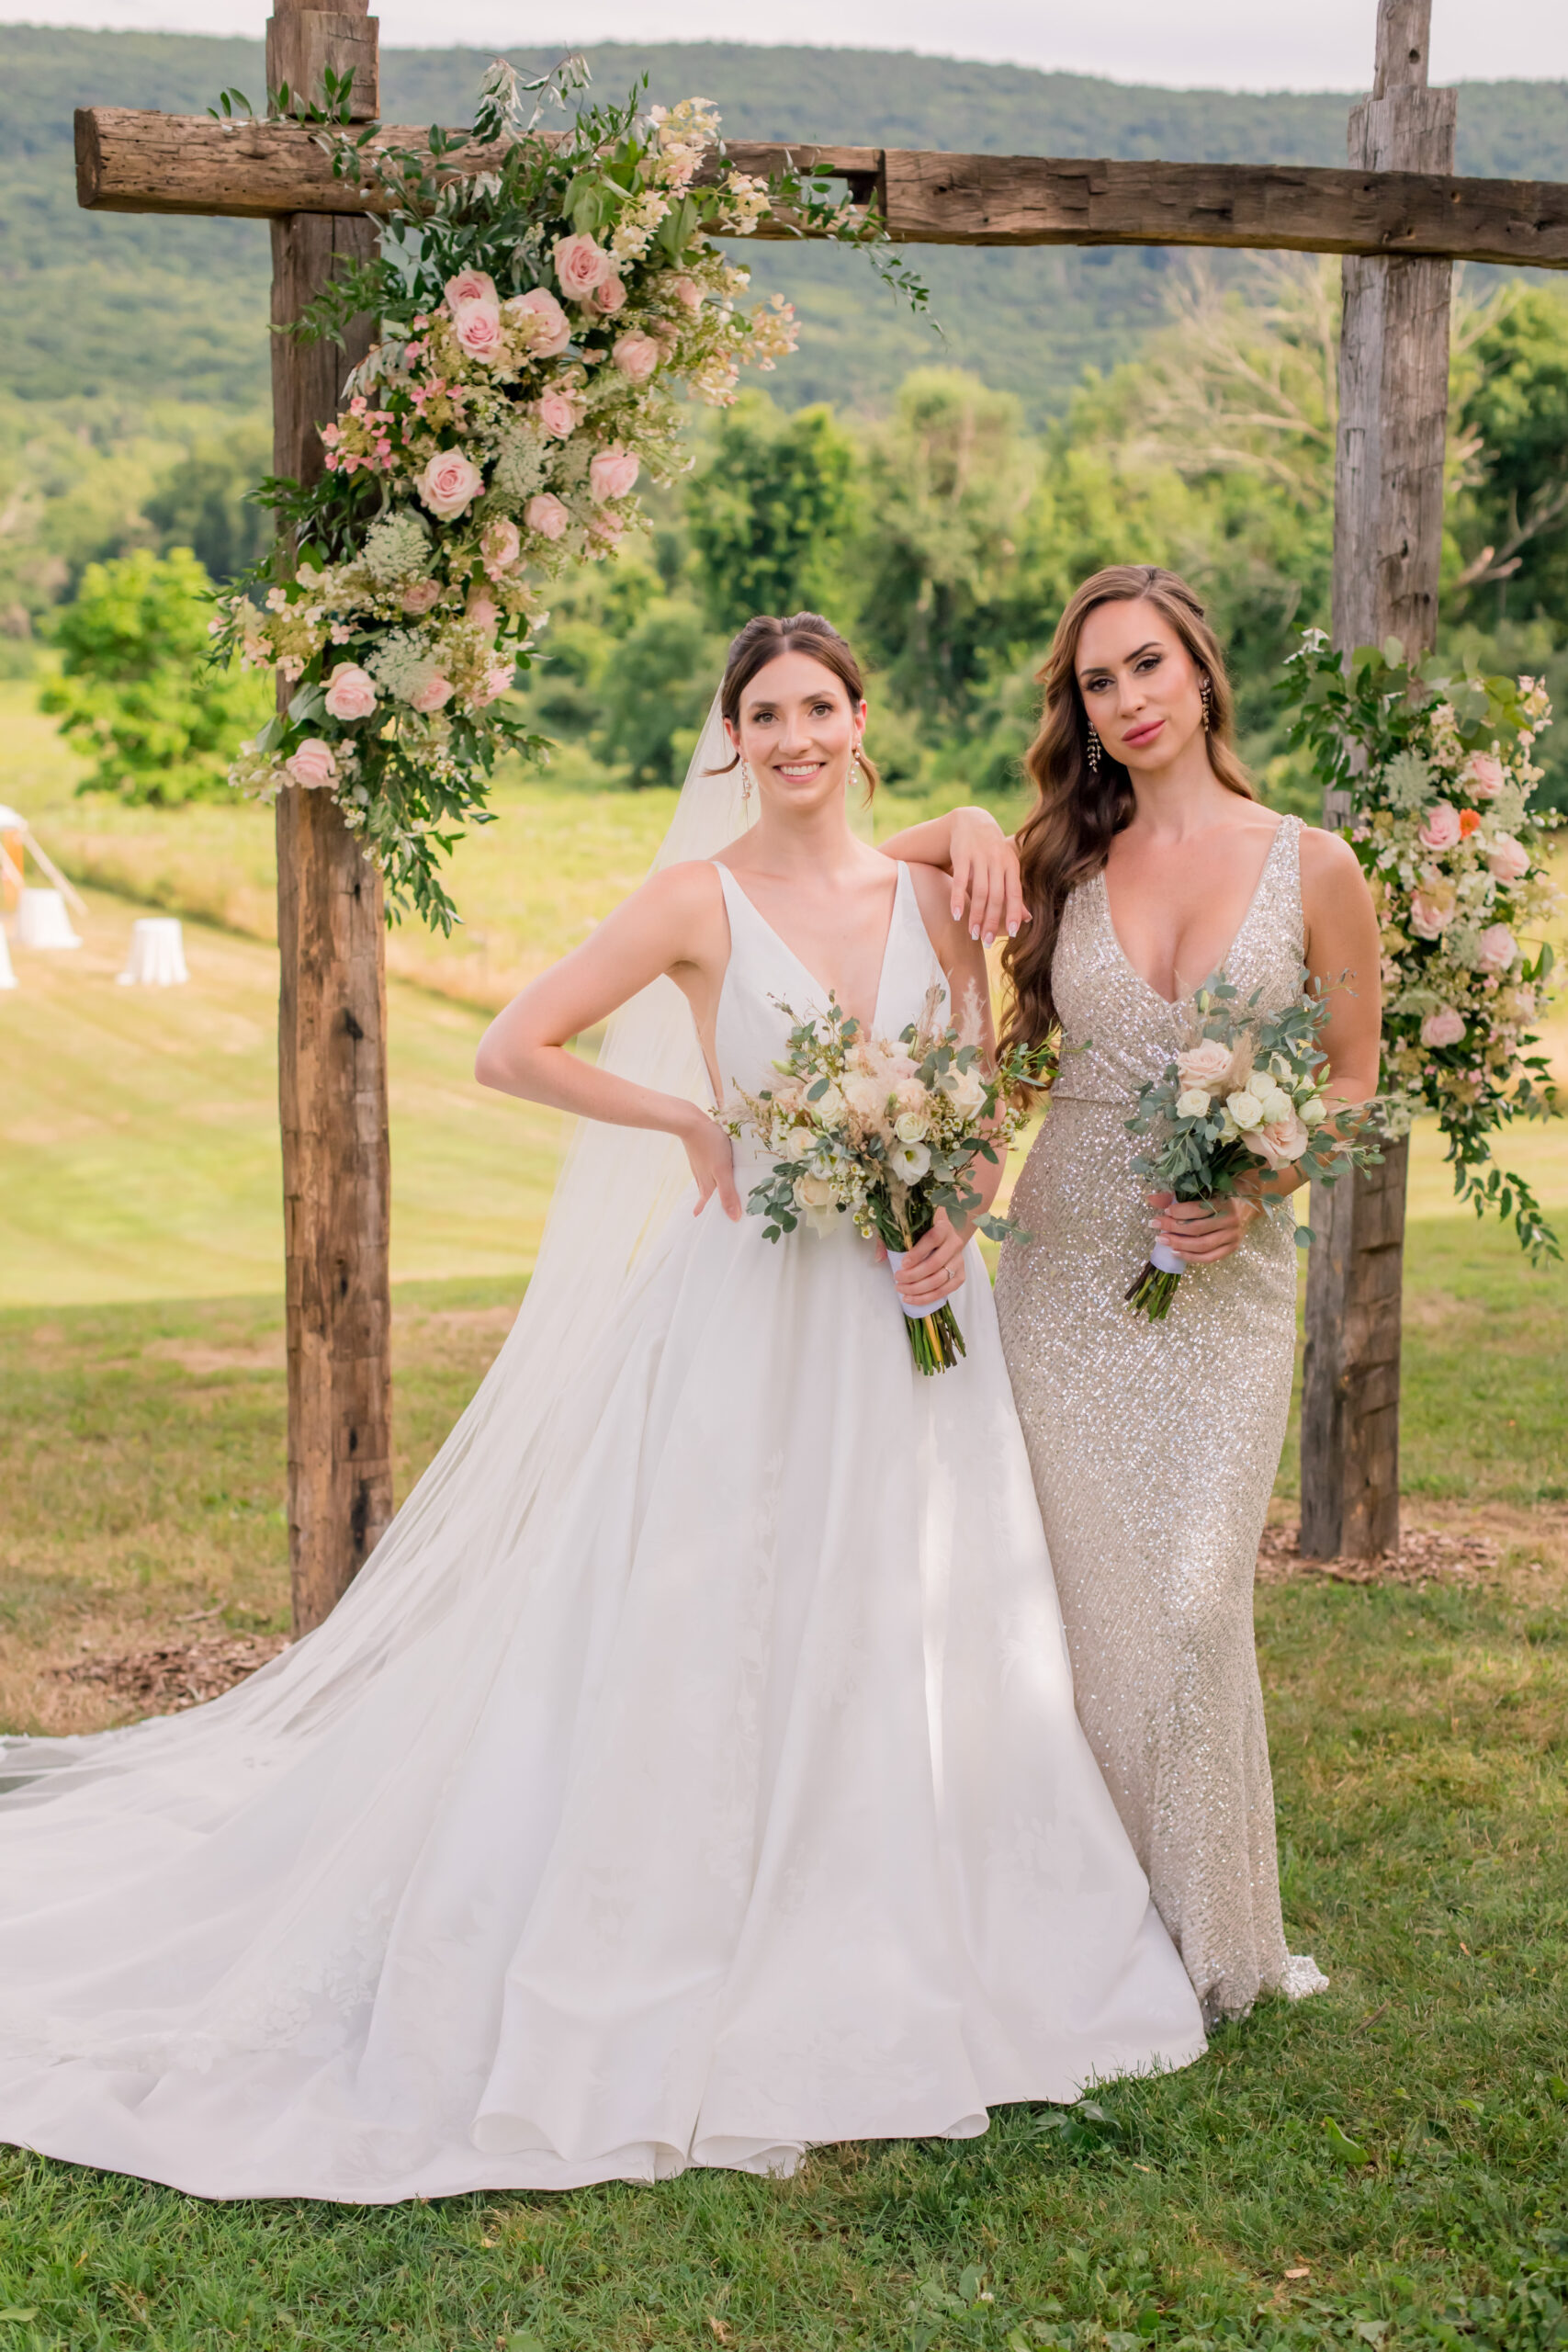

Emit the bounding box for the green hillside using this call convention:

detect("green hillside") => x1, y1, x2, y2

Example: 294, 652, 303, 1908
4, 25, 1568, 421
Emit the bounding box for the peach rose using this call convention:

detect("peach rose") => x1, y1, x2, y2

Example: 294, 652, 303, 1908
416, 448, 484, 520
1176, 1037, 1250, 1095
1476, 922, 1517, 973
412, 674, 454, 714
536, 390, 579, 438
400, 579, 442, 615
525, 492, 570, 541
1409, 888, 1455, 938
1417, 800, 1461, 852
611, 330, 661, 383
453, 302, 505, 366
589, 446, 639, 503
322, 662, 377, 721
286, 737, 336, 789
1420, 1007, 1466, 1048
591, 272, 626, 316
1486, 831, 1529, 883
1251, 1108, 1310, 1170
480, 517, 520, 577
503, 287, 570, 357
553, 232, 611, 301
445, 267, 498, 311
1464, 752, 1506, 799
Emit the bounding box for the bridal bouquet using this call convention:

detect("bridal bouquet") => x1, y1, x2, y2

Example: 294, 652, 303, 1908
721, 986, 1057, 1374
1123, 971, 1384, 1321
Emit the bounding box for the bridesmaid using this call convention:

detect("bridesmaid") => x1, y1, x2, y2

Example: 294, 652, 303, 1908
980, 566, 1379, 2023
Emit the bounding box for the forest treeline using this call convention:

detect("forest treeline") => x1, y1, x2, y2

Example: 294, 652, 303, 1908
25, 261, 1568, 817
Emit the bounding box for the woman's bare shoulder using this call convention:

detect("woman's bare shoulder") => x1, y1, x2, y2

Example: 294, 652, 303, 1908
1297, 821, 1368, 894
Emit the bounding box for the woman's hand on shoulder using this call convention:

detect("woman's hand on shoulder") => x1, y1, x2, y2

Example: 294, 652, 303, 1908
948, 806, 1027, 947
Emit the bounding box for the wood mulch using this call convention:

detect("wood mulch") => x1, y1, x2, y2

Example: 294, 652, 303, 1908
51, 1634, 290, 1715
1257, 1522, 1502, 1587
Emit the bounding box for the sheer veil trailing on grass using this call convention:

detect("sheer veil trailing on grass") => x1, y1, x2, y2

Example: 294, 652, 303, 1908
0, 691, 1207, 2201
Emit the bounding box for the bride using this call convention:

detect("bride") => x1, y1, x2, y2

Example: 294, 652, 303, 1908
0, 611, 1204, 2204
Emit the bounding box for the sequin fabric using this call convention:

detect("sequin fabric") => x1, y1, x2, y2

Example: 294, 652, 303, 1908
996, 816, 1327, 2024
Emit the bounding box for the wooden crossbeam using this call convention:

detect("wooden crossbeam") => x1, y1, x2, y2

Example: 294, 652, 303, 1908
75, 107, 1568, 269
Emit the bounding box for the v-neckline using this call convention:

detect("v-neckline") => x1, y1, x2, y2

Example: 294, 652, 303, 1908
719, 860, 907, 1037
1099, 818, 1288, 1010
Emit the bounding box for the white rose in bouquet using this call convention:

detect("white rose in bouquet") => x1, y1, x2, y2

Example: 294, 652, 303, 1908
1175, 1088, 1212, 1119
894, 1109, 929, 1145
1226, 1089, 1265, 1130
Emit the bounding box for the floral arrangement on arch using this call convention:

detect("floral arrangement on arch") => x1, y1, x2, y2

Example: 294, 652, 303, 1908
1282, 631, 1562, 1259
213, 59, 906, 928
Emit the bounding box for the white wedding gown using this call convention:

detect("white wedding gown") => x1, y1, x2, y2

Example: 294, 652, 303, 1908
0, 860, 1204, 2202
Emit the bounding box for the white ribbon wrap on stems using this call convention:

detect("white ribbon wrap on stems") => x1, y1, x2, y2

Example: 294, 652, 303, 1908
883, 1247, 932, 1320
1148, 1240, 1187, 1276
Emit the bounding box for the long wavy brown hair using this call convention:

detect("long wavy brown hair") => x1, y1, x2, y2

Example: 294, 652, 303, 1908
999, 564, 1255, 1054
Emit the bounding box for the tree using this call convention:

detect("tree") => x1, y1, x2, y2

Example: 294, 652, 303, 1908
144, 420, 274, 584
686, 393, 859, 636
1455, 288, 1568, 627
594, 598, 725, 788
41, 546, 270, 804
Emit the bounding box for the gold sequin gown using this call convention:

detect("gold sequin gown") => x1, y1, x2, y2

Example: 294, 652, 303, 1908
996, 815, 1326, 2024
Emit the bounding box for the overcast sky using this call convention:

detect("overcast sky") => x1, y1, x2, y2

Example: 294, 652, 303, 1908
3, 0, 1565, 90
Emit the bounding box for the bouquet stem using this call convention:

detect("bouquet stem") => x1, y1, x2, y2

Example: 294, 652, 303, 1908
885, 1244, 968, 1374
1125, 1238, 1187, 1323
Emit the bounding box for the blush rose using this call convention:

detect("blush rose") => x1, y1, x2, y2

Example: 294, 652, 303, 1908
525, 492, 570, 541
417, 449, 484, 521
1464, 752, 1506, 798
589, 447, 640, 503
453, 303, 506, 366
480, 518, 520, 577
1486, 831, 1530, 882
1475, 922, 1517, 973
445, 268, 498, 311
400, 580, 443, 615
536, 390, 579, 438
1420, 1007, 1466, 1048
286, 738, 337, 789
503, 288, 570, 357
323, 662, 378, 721
611, 331, 660, 383
412, 675, 454, 714
1417, 801, 1461, 852
553, 232, 611, 301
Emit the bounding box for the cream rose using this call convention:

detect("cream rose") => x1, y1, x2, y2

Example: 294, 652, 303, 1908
1251, 1109, 1309, 1169
944, 1066, 987, 1116
1301, 1095, 1328, 1125
1417, 800, 1461, 852
841, 1071, 888, 1121
784, 1125, 817, 1160
797, 1173, 837, 1208
1175, 1087, 1212, 1119
416, 449, 484, 521
552, 232, 611, 301
503, 287, 570, 356
893, 1109, 928, 1145
1421, 1006, 1466, 1048
1475, 922, 1517, 973
1225, 1089, 1264, 1130
589, 447, 640, 502
1177, 1037, 1250, 1095
286, 737, 336, 789
813, 1081, 847, 1126
480, 517, 520, 577
1485, 831, 1529, 883
322, 662, 377, 721
536, 390, 579, 439
525, 492, 570, 541
611, 330, 661, 383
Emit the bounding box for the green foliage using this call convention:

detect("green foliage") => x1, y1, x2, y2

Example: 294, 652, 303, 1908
143, 421, 273, 583
686, 393, 859, 634
1458, 288, 1568, 628
40, 547, 269, 805
592, 596, 723, 786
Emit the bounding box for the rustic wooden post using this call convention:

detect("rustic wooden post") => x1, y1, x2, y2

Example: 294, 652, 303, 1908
268, 0, 394, 1633
1299, 0, 1456, 1561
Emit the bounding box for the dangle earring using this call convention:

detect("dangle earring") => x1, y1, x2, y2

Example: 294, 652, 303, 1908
1200, 674, 1212, 731
740, 756, 754, 809
1086, 723, 1102, 776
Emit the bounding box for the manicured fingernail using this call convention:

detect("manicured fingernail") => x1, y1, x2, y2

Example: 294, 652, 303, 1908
970, 925, 980, 941
983, 931, 994, 948
1007, 921, 1018, 936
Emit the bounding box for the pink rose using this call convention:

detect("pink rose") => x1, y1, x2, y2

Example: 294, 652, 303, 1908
503, 287, 570, 357
591, 272, 626, 316
1409, 888, 1454, 939
416, 448, 484, 521
588, 507, 626, 547
322, 662, 377, 721
553, 232, 611, 301
467, 589, 499, 630
1420, 1007, 1466, 1048
445, 268, 497, 311
1476, 922, 1517, 973
536, 389, 579, 439
589, 446, 639, 503
1485, 831, 1529, 883
1464, 752, 1506, 799
412, 675, 454, 714
1251, 1109, 1309, 1170
611, 330, 661, 383
400, 579, 442, 615
480, 517, 520, 577
286, 737, 337, 789
453, 302, 505, 366
525, 492, 570, 541
471, 662, 514, 707
1417, 801, 1461, 852
668, 273, 702, 311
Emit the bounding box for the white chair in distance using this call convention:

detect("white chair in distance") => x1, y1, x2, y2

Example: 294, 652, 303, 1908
118, 916, 189, 987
